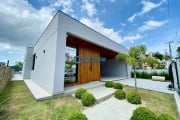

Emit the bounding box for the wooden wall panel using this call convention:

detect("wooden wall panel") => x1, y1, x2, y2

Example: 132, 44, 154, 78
78, 45, 100, 84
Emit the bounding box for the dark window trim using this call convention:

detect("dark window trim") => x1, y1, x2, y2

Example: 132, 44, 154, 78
32, 53, 36, 70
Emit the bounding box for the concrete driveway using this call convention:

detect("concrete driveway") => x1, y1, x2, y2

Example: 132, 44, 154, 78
118, 78, 174, 94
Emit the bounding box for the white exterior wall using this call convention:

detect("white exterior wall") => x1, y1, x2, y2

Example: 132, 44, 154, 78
100, 59, 128, 77
27, 11, 129, 95
22, 47, 34, 79
30, 13, 59, 94
52, 11, 129, 94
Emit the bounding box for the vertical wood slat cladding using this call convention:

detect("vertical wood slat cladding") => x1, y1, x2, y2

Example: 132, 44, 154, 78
78, 45, 100, 83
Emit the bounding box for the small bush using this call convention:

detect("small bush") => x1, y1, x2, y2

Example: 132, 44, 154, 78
127, 92, 141, 104
67, 111, 88, 120
75, 88, 87, 99
81, 92, 96, 106
158, 114, 175, 120
113, 82, 123, 89
132, 107, 157, 120
114, 90, 126, 100
131, 71, 170, 81
105, 81, 113, 88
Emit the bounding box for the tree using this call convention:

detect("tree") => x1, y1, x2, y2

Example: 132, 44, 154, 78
116, 45, 147, 91
10, 61, 23, 71
176, 47, 180, 57
153, 52, 164, 60
145, 57, 159, 69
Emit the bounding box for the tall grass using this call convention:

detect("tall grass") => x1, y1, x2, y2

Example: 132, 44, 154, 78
0, 91, 8, 119
131, 71, 170, 81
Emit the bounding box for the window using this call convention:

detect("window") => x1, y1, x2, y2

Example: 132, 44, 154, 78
32, 53, 36, 70
64, 46, 77, 84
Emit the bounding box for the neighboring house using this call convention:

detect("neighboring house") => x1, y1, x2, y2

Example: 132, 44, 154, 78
23, 11, 130, 96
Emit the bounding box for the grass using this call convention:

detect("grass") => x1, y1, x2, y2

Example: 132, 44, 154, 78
3, 81, 83, 120
1, 81, 179, 119
124, 86, 179, 119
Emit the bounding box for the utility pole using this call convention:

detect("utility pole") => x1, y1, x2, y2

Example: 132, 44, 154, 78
165, 41, 173, 60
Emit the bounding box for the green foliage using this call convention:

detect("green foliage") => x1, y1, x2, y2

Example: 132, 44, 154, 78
65, 60, 75, 69
0, 91, 8, 119
177, 47, 180, 57
105, 81, 113, 88
132, 107, 157, 120
113, 82, 123, 89
67, 111, 88, 120
114, 90, 126, 100
145, 57, 160, 69
81, 92, 96, 106
75, 88, 87, 99
10, 61, 23, 71
153, 52, 164, 60
131, 71, 170, 81
157, 114, 175, 120
116, 45, 147, 66
127, 92, 141, 104
116, 45, 147, 90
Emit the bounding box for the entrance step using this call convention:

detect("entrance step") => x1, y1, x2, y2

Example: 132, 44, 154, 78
64, 81, 104, 96
88, 86, 115, 103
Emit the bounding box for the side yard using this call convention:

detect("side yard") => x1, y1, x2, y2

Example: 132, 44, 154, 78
3, 81, 83, 120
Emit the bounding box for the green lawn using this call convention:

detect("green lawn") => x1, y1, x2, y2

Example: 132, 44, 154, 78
1, 81, 179, 119
3, 81, 83, 120
124, 86, 179, 119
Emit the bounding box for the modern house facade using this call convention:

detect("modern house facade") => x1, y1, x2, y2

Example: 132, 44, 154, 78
23, 11, 130, 96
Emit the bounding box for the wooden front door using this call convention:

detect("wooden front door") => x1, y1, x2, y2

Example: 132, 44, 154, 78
78, 45, 100, 83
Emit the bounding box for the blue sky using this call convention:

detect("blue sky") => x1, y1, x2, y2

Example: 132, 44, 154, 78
0, 0, 180, 65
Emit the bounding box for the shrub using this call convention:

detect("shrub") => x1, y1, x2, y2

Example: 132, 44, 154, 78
127, 92, 141, 104
105, 81, 113, 88
67, 111, 88, 120
157, 114, 175, 120
132, 107, 157, 120
75, 88, 87, 99
113, 82, 123, 89
81, 92, 96, 106
131, 71, 170, 81
114, 90, 126, 100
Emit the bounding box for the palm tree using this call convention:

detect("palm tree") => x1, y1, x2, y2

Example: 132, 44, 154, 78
116, 45, 147, 91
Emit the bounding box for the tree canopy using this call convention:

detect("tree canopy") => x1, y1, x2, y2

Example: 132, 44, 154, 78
116, 45, 147, 91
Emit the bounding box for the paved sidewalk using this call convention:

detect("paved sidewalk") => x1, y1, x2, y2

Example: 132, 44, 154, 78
119, 78, 175, 94
11, 73, 23, 81
83, 97, 138, 120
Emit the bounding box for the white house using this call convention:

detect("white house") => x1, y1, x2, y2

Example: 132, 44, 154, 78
23, 11, 130, 97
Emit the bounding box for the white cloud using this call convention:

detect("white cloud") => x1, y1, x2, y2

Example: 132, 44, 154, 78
123, 34, 143, 43
128, 13, 137, 23
0, 0, 75, 54
128, 0, 166, 22
52, 0, 73, 14
138, 20, 168, 32
80, 17, 123, 43
80, 17, 142, 43
81, 0, 97, 17
0, 0, 54, 49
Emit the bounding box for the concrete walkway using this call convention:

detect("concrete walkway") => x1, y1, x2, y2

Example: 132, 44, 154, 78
83, 78, 177, 120
11, 73, 23, 81
24, 80, 52, 100
83, 95, 138, 120
119, 78, 175, 94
